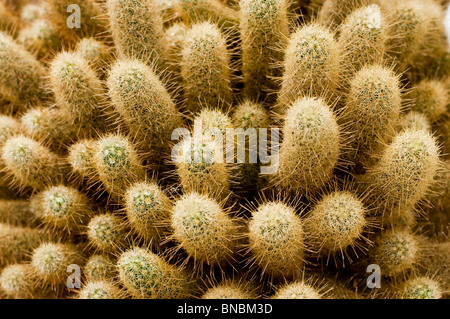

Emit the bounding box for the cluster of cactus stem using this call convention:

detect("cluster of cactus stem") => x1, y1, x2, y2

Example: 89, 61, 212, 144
0, 0, 449, 300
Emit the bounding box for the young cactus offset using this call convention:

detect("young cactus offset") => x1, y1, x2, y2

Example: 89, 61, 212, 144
87, 213, 127, 253
364, 129, 440, 225
31, 242, 84, 287
304, 191, 367, 259
31, 185, 94, 233
107, 59, 183, 157
49, 52, 106, 137
202, 280, 255, 299
1, 135, 67, 192
240, 0, 289, 103
399, 277, 442, 299
84, 254, 117, 282
341, 64, 402, 170
246, 201, 305, 280
18, 19, 60, 59
271, 97, 341, 196
338, 4, 387, 79
368, 230, 419, 277
170, 192, 240, 268
117, 247, 191, 299
0, 264, 40, 299
92, 133, 146, 200
409, 79, 448, 124
181, 22, 232, 113
0, 223, 49, 268
277, 23, 341, 114
272, 281, 322, 299
106, 0, 167, 72
79, 281, 124, 299
124, 181, 172, 245
175, 0, 239, 31
0, 32, 46, 106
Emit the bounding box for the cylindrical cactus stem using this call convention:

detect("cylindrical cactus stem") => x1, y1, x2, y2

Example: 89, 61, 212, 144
67, 139, 97, 182
20, 106, 77, 152
397, 111, 431, 133
368, 230, 419, 277
79, 281, 124, 299
165, 22, 187, 64
75, 37, 111, 69
420, 241, 449, 297
92, 133, 146, 201
46, 0, 107, 43
0, 264, 41, 299
107, 59, 183, 157
84, 254, 117, 282
304, 191, 367, 259
170, 192, 240, 268
175, 0, 239, 32
202, 281, 256, 299
276, 23, 341, 114
0, 223, 49, 268
409, 79, 448, 124
17, 19, 60, 59
106, 0, 168, 72
20, 4, 46, 24
399, 277, 442, 299
232, 100, 270, 193
30, 185, 94, 233
0, 114, 21, 146
318, 0, 373, 29
87, 213, 127, 253
31, 242, 84, 288
240, 0, 289, 103
364, 129, 440, 225
270, 97, 341, 196
246, 201, 305, 280
338, 4, 387, 80
340, 65, 402, 170
124, 181, 172, 245
117, 247, 192, 299
0, 31, 46, 107
174, 138, 230, 200
49, 51, 106, 137
181, 22, 232, 113
0, 199, 35, 227
272, 281, 322, 299
1, 135, 68, 192
383, 0, 434, 71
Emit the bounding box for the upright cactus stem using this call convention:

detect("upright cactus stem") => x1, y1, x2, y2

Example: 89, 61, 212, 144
338, 4, 387, 80
305, 191, 367, 259
170, 192, 240, 268
49, 52, 106, 137
364, 129, 440, 226
30, 185, 94, 233
277, 23, 340, 114
0, 32, 46, 107
106, 0, 168, 73
341, 64, 402, 170
240, 0, 289, 103
46, 0, 107, 42
246, 201, 305, 280
271, 97, 341, 196
181, 22, 232, 113
175, 0, 239, 31
117, 247, 191, 299
92, 134, 146, 201
107, 59, 183, 158
124, 181, 172, 245
1, 135, 67, 192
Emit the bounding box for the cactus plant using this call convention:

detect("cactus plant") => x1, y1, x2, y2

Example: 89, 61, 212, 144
246, 201, 305, 279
